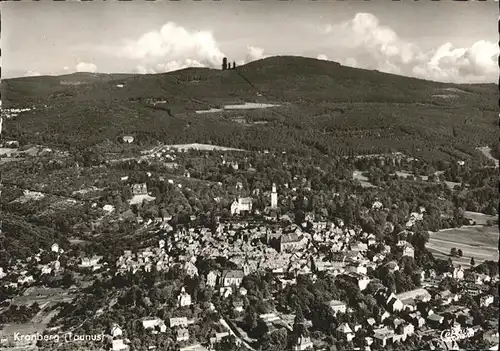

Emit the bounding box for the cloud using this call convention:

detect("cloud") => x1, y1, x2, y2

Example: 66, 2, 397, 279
76, 62, 97, 73
24, 70, 41, 77
339, 57, 358, 68
324, 13, 498, 83
121, 22, 225, 72
246, 46, 266, 62
317, 54, 328, 61
63, 66, 69, 71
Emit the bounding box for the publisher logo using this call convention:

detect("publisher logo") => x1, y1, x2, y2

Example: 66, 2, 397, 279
440, 327, 474, 343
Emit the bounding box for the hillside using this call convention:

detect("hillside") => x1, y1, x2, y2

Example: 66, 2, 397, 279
1, 56, 498, 163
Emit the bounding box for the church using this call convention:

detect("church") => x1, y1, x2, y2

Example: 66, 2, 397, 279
230, 197, 253, 215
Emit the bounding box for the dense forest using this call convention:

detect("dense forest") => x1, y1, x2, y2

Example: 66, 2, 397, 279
2, 56, 497, 164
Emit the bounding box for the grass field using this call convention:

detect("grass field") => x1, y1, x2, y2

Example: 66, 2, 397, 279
464, 211, 498, 226
165, 143, 245, 151
427, 225, 499, 267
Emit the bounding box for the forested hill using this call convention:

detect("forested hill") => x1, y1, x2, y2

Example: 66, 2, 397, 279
1, 56, 498, 163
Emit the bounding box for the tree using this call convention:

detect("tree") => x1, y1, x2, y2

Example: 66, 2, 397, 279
293, 308, 307, 337
222, 57, 228, 71
470, 257, 475, 266
261, 328, 288, 351
232, 62, 236, 69
450, 248, 457, 257
457, 249, 463, 257
215, 335, 243, 351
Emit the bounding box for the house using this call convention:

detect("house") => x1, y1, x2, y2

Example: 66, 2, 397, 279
221, 270, 245, 287
184, 261, 198, 278
380, 311, 391, 323
402, 244, 415, 258
142, 317, 166, 332
354, 274, 371, 291
336, 323, 354, 342
41, 265, 52, 275
395, 322, 414, 337
210, 332, 231, 346
103, 204, 115, 213
427, 314, 444, 325
350, 242, 368, 253
51, 243, 59, 253
325, 300, 347, 315
373, 327, 396, 348
112, 339, 129, 351
453, 266, 464, 280
177, 287, 192, 307
396, 288, 431, 303
79, 256, 103, 268
279, 233, 301, 252
230, 197, 252, 215
18, 275, 34, 285
292, 335, 314, 351
122, 135, 134, 143
132, 183, 148, 196
176, 328, 189, 342
407, 312, 426, 328
259, 313, 280, 324
206, 271, 218, 287
346, 263, 367, 275
384, 261, 400, 272
169, 317, 188, 328
233, 300, 244, 313
480, 294, 494, 307
111, 323, 123, 338
415, 270, 426, 282
387, 293, 404, 312
437, 290, 460, 305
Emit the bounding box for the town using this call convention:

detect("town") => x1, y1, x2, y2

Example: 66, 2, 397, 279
1, 3, 498, 348
0, 138, 498, 351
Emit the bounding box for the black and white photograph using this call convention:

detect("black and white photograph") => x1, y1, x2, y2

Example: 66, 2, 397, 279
0, 1, 499, 350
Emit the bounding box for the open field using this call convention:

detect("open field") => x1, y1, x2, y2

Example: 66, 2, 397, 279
427, 225, 499, 267
477, 146, 499, 168
395, 171, 461, 189
165, 143, 245, 152
464, 211, 498, 226
352, 171, 377, 188
1, 288, 73, 349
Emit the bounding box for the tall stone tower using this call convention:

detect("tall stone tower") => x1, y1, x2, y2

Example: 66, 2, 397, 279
271, 183, 278, 209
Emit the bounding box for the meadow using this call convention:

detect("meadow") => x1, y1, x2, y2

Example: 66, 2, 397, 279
427, 225, 499, 267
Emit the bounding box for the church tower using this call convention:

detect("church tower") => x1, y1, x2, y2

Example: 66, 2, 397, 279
271, 183, 278, 209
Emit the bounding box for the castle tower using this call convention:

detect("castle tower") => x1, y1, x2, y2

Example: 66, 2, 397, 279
271, 183, 278, 209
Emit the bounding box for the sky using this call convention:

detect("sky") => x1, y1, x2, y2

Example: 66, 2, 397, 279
2, 0, 498, 83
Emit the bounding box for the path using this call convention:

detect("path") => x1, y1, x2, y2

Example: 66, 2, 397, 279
219, 317, 256, 351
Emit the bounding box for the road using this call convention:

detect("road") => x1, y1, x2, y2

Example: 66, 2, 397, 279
219, 317, 256, 351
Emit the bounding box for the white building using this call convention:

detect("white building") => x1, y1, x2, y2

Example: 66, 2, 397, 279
111, 324, 123, 338
112, 339, 129, 351
271, 183, 278, 209
292, 335, 314, 351
206, 271, 218, 288
480, 295, 494, 307
230, 197, 252, 215
326, 300, 347, 315
177, 287, 192, 307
